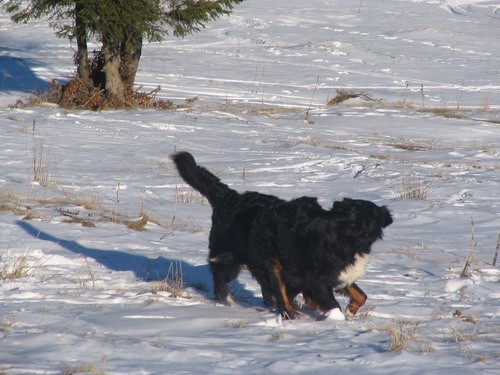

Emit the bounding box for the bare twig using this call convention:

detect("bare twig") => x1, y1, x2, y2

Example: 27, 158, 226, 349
305, 75, 320, 123
76, 89, 105, 109
147, 85, 161, 101
460, 217, 476, 278
492, 234, 499, 267
420, 84, 425, 108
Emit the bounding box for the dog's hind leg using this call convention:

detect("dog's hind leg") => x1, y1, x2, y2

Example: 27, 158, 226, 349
339, 282, 367, 316
210, 262, 240, 304
211, 251, 276, 307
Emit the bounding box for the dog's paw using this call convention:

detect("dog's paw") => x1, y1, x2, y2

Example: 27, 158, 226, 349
324, 308, 346, 321
281, 311, 297, 320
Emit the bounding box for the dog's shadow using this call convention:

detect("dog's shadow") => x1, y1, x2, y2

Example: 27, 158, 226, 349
16, 220, 217, 290
16, 220, 262, 307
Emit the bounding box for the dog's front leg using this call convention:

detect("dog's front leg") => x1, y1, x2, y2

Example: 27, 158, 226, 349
271, 260, 298, 319
338, 282, 367, 316
304, 285, 344, 320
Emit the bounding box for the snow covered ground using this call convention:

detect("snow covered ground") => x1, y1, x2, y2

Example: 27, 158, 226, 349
1, 0, 499, 374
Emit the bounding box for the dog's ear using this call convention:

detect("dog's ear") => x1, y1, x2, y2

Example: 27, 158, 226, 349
332, 197, 352, 207
378, 206, 393, 228
331, 198, 345, 212
330, 198, 357, 220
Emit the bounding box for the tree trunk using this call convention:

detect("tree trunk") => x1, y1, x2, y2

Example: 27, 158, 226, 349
74, 2, 90, 86
102, 39, 125, 106
120, 32, 143, 90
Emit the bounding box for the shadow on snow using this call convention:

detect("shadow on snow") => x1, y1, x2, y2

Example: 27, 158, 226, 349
15, 220, 257, 304
15, 219, 210, 284
0, 55, 50, 93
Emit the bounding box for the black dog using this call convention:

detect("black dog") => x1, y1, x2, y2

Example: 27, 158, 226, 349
171, 151, 292, 305
237, 197, 393, 319
171, 151, 392, 319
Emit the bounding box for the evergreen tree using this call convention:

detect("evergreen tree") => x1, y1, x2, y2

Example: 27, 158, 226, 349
2, 0, 245, 107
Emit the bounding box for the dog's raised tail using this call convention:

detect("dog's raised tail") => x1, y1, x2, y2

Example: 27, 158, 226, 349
170, 151, 231, 206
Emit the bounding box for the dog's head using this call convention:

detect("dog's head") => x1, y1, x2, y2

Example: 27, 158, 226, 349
331, 198, 393, 232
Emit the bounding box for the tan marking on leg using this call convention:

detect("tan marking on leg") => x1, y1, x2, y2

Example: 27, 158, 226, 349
342, 283, 367, 316
272, 260, 296, 318
305, 297, 320, 311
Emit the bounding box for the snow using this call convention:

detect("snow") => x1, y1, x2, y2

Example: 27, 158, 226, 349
1, 0, 499, 374
324, 308, 346, 321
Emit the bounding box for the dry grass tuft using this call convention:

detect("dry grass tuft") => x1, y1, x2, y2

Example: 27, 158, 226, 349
383, 322, 433, 352
76, 194, 104, 212
31, 137, 56, 187
225, 320, 250, 329
63, 363, 106, 375
268, 329, 286, 342
124, 214, 149, 231
249, 105, 303, 116
420, 107, 468, 120
385, 322, 411, 351
453, 310, 477, 325
0, 203, 25, 216
1, 317, 16, 331
0, 251, 31, 280
1, 188, 164, 231
29, 119, 56, 188
57, 208, 96, 227
174, 187, 207, 205
392, 143, 430, 152
21, 78, 174, 111
450, 324, 479, 343
151, 261, 189, 299
397, 175, 431, 200
327, 89, 375, 106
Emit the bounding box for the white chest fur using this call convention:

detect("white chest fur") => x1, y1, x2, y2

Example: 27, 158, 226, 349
337, 254, 369, 289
